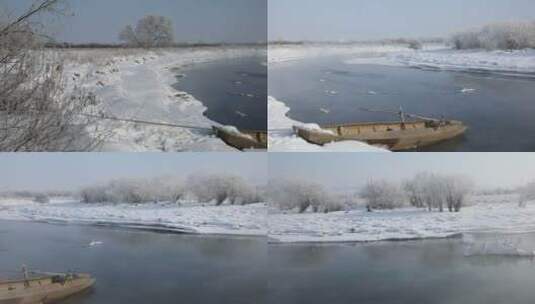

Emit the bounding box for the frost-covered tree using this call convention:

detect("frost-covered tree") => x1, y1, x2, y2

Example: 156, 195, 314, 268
403, 175, 426, 208
187, 173, 259, 205
118, 25, 137, 46
360, 179, 405, 211
119, 15, 175, 48
405, 172, 473, 212
451, 21, 535, 50
267, 179, 340, 213
80, 177, 185, 204
422, 174, 447, 212
443, 175, 473, 212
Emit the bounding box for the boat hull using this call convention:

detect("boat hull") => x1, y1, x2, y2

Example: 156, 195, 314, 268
213, 126, 267, 150
0, 274, 95, 304
294, 120, 467, 151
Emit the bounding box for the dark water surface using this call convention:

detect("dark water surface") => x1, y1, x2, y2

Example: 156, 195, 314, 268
0, 221, 267, 304
268, 233, 535, 304
4, 221, 535, 304
269, 57, 535, 151
174, 56, 267, 131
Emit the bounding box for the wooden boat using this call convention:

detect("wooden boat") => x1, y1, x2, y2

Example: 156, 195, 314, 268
213, 126, 267, 150
294, 119, 467, 151
0, 271, 95, 304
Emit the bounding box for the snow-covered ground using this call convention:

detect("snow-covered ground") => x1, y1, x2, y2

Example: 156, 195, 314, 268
268, 43, 437, 67
268, 194, 535, 243
0, 197, 266, 236
270, 43, 535, 76
61, 46, 264, 151
268, 96, 388, 152
346, 46, 535, 76
5, 194, 535, 244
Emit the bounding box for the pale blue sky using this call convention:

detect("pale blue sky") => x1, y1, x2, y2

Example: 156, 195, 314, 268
1, 0, 267, 43
2, 153, 533, 191
0, 153, 267, 191
269, 153, 535, 189
269, 0, 535, 41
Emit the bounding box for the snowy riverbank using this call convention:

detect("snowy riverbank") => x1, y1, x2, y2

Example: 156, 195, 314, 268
268, 96, 388, 152
268, 43, 431, 67
268, 194, 535, 243
62, 46, 264, 151
4, 194, 535, 244
270, 43, 535, 76
346, 47, 535, 76
0, 198, 266, 236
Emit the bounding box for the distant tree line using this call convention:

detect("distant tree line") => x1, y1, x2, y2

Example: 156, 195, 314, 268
79, 173, 262, 206
267, 173, 474, 214
0, 190, 72, 204
43, 42, 258, 49
268, 37, 444, 47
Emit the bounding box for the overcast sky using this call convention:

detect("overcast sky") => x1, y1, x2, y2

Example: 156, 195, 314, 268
3, 153, 535, 191
269, 153, 535, 190
0, 153, 267, 191
269, 0, 535, 41
2, 0, 267, 43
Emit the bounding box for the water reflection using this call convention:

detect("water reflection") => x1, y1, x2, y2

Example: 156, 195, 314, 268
0, 220, 266, 304
268, 235, 535, 304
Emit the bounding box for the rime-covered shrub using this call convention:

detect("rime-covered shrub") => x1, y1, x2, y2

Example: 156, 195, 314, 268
408, 40, 423, 50
34, 194, 50, 204
443, 175, 473, 212
404, 173, 473, 212
187, 173, 259, 205
267, 179, 341, 213
403, 174, 426, 209
451, 31, 482, 50
0, 0, 103, 151
451, 21, 535, 50
360, 180, 405, 210
80, 185, 110, 203
519, 181, 535, 207
80, 177, 185, 204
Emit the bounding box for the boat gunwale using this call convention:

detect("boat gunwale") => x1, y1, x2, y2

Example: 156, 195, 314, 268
0, 276, 54, 285
240, 130, 268, 136
293, 118, 468, 151
0, 273, 92, 286
317, 119, 464, 130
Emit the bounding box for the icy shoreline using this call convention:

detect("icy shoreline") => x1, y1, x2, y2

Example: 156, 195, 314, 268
63, 46, 264, 151
268, 43, 429, 67
3, 195, 535, 244
268, 96, 388, 152
270, 43, 535, 76
0, 198, 267, 237
268, 194, 535, 243
347, 46, 535, 76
